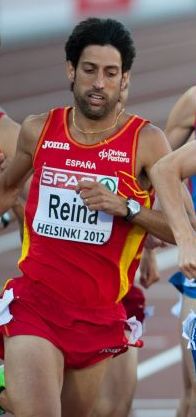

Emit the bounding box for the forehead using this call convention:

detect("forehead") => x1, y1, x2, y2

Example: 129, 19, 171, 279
78, 45, 122, 67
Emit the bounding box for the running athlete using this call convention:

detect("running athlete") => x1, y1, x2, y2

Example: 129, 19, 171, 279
0, 89, 160, 417
162, 86, 196, 417
0, 18, 193, 417
0, 96, 148, 417
151, 91, 196, 417
151, 88, 196, 277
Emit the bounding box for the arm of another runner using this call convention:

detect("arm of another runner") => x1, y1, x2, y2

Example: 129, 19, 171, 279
132, 124, 196, 240
165, 86, 196, 150
150, 141, 196, 278
0, 114, 21, 158
130, 124, 175, 242
0, 116, 37, 215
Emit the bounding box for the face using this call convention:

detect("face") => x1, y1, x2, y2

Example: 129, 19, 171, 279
67, 45, 128, 120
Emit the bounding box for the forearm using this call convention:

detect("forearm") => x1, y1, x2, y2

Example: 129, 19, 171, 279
0, 184, 18, 215
131, 207, 175, 244
150, 160, 194, 244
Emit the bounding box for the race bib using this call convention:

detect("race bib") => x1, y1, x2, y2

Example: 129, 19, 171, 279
32, 166, 119, 244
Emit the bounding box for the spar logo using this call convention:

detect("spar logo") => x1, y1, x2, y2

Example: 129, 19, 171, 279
41, 167, 96, 189
99, 177, 117, 193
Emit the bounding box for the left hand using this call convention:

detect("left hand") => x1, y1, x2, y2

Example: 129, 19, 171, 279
144, 234, 168, 250
76, 180, 127, 217
178, 233, 196, 279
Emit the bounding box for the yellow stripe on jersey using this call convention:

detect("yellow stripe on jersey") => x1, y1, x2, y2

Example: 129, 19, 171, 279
18, 217, 30, 265
117, 194, 151, 301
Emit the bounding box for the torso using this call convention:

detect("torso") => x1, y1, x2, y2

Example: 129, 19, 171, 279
19, 107, 154, 307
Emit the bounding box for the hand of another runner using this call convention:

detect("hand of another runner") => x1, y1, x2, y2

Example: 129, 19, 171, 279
178, 233, 196, 279
144, 234, 168, 250
77, 180, 127, 217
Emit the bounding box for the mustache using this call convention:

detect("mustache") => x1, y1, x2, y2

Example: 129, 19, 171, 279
85, 90, 108, 100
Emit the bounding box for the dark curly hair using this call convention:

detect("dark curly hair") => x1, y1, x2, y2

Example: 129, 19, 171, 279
65, 17, 136, 73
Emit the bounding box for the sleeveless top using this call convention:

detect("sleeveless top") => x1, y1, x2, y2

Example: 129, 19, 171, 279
19, 107, 154, 308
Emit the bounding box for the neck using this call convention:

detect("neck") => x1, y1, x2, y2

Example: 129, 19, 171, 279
72, 106, 124, 138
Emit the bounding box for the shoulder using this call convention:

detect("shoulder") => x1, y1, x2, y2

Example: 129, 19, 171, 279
137, 123, 171, 169
18, 112, 50, 155
139, 123, 169, 147
21, 112, 49, 133
178, 86, 196, 113
186, 86, 196, 118
185, 85, 196, 101
168, 86, 196, 129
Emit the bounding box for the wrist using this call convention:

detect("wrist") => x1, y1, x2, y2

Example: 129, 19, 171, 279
0, 212, 11, 228
124, 198, 141, 221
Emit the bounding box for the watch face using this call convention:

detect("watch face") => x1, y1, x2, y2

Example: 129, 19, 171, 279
127, 199, 141, 218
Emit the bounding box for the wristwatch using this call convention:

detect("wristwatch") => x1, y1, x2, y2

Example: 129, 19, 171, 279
124, 198, 141, 221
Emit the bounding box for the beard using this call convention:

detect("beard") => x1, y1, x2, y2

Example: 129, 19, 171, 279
73, 86, 120, 120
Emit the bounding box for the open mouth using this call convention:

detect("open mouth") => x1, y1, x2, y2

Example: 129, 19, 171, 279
88, 93, 105, 106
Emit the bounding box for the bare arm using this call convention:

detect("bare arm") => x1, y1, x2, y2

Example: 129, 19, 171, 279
165, 86, 196, 150
150, 141, 196, 277
77, 124, 178, 243
0, 114, 46, 215
77, 124, 196, 244
131, 123, 174, 241
0, 114, 20, 158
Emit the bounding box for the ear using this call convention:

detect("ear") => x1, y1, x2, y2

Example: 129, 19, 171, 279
66, 61, 75, 82
120, 71, 131, 92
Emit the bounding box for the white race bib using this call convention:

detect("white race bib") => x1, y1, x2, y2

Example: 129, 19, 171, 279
32, 166, 119, 245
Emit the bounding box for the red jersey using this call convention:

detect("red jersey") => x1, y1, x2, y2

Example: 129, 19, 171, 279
19, 107, 154, 308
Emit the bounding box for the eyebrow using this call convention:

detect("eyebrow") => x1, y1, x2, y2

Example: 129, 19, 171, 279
82, 61, 120, 70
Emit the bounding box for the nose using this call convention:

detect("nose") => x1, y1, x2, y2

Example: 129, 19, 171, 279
93, 70, 105, 89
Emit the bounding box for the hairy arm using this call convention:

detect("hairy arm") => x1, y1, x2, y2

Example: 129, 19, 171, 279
150, 141, 196, 277
131, 124, 175, 241
132, 121, 196, 242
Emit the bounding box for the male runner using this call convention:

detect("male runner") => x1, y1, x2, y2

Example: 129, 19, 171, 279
0, 89, 159, 417
152, 86, 196, 417
0, 18, 193, 417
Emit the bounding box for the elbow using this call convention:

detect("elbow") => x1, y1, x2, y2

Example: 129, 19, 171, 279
150, 158, 167, 184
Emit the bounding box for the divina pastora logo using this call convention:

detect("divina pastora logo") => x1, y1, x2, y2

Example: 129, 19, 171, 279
99, 177, 117, 193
